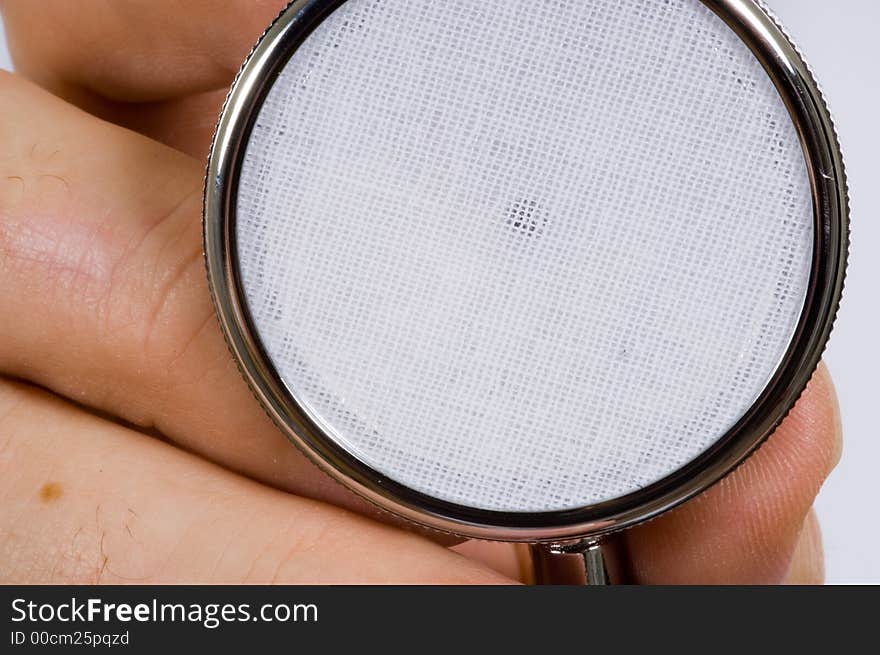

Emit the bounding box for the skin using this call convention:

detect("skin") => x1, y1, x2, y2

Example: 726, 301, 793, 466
0, 1, 842, 584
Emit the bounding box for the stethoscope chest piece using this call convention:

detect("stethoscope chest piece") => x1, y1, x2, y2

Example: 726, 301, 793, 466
204, 0, 848, 583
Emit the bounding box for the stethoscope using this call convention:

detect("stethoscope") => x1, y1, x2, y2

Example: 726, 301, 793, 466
203, 0, 847, 584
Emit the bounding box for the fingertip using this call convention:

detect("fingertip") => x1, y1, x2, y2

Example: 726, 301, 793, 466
625, 365, 840, 584
800, 363, 843, 470
784, 509, 825, 585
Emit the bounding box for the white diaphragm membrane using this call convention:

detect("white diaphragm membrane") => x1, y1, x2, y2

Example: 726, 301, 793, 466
234, 0, 814, 513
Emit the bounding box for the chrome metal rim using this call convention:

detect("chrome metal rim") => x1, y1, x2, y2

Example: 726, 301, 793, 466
203, 0, 848, 543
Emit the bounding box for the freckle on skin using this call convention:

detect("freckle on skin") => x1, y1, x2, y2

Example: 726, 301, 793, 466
39, 482, 63, 502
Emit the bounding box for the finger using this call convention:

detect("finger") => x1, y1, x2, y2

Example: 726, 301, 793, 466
102, 89, 231, 158
623, 365, 841, 585
451, 541, 534, 584
0, 71, 399, 522
783, 509, 825, 585
1, 0, 284, 102
1, 1, 287, 156
0, 379, 511, 584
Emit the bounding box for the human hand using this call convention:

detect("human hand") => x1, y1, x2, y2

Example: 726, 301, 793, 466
0, 0, 841, 584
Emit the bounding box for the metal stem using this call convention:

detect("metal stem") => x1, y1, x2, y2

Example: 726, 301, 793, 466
530, 538, 624, 585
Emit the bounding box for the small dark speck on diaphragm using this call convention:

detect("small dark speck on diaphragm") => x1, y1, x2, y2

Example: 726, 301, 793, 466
505, 198, 546, 238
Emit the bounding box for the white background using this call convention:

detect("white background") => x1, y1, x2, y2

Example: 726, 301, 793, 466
0, 1, 875, 583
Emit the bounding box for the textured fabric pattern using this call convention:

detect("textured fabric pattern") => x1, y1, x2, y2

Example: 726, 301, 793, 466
235, 0, 814, 512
